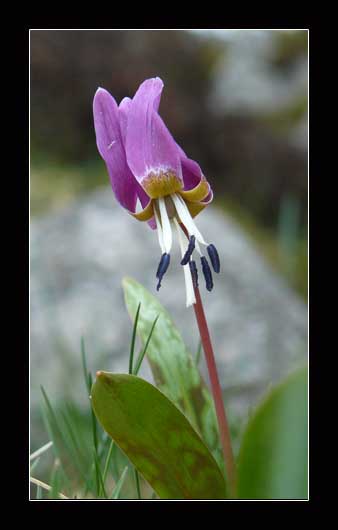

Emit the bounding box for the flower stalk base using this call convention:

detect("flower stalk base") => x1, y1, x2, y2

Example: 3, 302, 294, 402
193, 286, 237, 498
180, 222, 237, 498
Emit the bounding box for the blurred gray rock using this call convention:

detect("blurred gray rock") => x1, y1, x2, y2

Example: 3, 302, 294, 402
30, 189, 307, 429
197, 30, 308, 152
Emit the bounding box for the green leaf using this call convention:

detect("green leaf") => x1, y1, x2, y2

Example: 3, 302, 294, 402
91, 372, 226, 499
237, 366, 308, 500
122, 277, 222, 469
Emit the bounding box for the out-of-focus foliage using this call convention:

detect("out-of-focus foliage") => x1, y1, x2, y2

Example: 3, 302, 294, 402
270, 30, 308, 69
216, 196, 307, 299
238, 366, 308, 499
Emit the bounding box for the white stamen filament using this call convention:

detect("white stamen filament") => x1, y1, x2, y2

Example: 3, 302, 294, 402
154, 206, 165, 254
173, 218, 196, 307
194, 239, 203, 257
172, 194, 208, 246
158, 198, 173, 254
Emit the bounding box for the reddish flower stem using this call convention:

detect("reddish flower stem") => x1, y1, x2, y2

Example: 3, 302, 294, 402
180, 223, 237, 498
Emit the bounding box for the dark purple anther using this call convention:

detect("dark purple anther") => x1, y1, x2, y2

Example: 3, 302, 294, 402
156, 253, 170, 290
156, 253, 167, 278
207, 244, 220, 273
201, 256, 213, 292
180, 235, 196, 265
189, 260, 199, 288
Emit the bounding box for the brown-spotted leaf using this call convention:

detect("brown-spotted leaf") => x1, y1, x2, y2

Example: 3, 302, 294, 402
91, 372, 226, 499
122, 277, 222, 469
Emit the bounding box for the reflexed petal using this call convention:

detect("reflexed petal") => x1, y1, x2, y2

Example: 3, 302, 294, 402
132, 184, 154, 222
181, 156, 203, 191
132, 200, 154, 222
125, 78, 182, 197
202, 188, 214, 204
179, 177, 210, 203
93, 88, 138, 213
147, 216, 157, 230
176, 146, 210, 202
185, 187, 214, 218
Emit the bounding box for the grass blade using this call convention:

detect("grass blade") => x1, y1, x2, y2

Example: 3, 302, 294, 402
49, 460, 62, 500
30, 441, 53, 461
111, 466, 128, 499
40, 387, 85, 491
81, 338, 98, 454
134, 467, 141, 499
88, 372, 98, 454
36, 484, 43, 499
133, 315, 159, 375
129, 302, 141, 375
102, 440, 115, 487
127, 302, 142, 499
40, 386, 70, 473
93, 450, 107, 499
30, 477, 68, 499
81, 336, 91, 394
59, 410, 87, 473
30, 457, 41, 474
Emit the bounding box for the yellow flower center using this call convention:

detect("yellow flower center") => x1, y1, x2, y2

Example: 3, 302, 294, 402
142, 170, 183, 199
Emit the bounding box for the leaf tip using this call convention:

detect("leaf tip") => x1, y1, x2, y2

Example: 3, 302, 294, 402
122, 276, 134, 289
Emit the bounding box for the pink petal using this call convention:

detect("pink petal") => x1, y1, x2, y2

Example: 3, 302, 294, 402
125, 78, 182, 186
181, 156, 204, 191
147, 217, 157, 230
93, 88, 140, 213
119, 96, 132, 147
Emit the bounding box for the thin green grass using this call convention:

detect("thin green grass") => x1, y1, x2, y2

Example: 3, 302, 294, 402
111, 467, 128, 499
33, 305, 159, 499
133, 314, 159, 376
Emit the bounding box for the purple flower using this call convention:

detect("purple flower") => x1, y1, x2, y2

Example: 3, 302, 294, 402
93, 77, 219, 306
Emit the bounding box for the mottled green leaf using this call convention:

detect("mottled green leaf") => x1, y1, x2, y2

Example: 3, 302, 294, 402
238, 366, 308, 500
91, 372, 226, 499
122, 277, 222, 469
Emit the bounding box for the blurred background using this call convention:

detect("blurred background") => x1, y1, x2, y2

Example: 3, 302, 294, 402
30, 30, 308, 492
31, 29, 308, 296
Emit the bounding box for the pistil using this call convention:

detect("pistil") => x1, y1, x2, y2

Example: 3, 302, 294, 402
158, 197, 173, 254
171, 194, 207, 246
154, 193, 219, 296
174, 218, 196, 307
